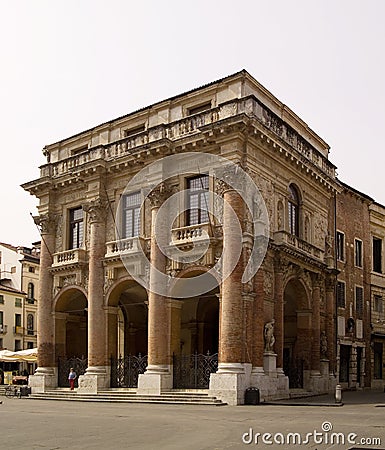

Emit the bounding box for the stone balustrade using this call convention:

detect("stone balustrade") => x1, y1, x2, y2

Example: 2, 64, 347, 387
52, 249, 87, 267
105, 237, 144, 258
171, 223, 212, 244
274, 231, 323, 261
44, 96, 335, 179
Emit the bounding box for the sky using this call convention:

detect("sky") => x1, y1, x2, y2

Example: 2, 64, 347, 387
1, 0, 384, 246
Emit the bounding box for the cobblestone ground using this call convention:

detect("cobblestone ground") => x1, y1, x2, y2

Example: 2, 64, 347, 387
1, 390, 384, 450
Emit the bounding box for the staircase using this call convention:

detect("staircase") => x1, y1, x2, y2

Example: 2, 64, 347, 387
28, 388, 227, 406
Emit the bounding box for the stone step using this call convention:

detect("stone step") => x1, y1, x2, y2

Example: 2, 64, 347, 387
28, 390, 227, 406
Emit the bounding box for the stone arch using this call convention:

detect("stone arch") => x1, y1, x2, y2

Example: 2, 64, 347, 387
283, 277, 312, 388
105, 277, 148, 358
170, 268, 220, 356
54, 286, 88, 359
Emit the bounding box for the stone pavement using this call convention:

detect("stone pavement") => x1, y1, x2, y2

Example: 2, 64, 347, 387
0, 390, 384, 450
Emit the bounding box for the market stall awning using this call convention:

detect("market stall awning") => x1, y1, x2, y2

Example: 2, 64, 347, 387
0, 348, 37, 362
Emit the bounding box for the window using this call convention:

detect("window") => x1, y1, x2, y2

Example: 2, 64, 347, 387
27, 341, 34, 349
27, 282, 34, 300
69, 207, 84, 249
373, 237, 382, 273
14, 340, 21, 351
374, 295, 383, 313
28, 266, 35, 273
288, 185, 300, 236
124, 124, 145, 137
337, 232, 345, 261
0, 338, 3, 349
374, 342, 383, 379
187, 102, 212, 116
0, 311, 3, 326
187, 175, 209, 226
355, 286, 364, 316
15, 313, 21, 327
27, 314, 34, 335
0, 295, 4, 304
337, 281, 346, 308
354, 239, 363, 267
122, 192, 141, 238
15, 298, 22, 308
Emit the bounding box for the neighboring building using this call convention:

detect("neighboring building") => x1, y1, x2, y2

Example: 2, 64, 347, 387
369, 202, 385, 388
335, 183, 373, 389
23, 69, 374, 404
0, 243, 40, 354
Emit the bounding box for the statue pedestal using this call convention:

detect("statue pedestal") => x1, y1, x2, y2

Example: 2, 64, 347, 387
263, 352, 277, 376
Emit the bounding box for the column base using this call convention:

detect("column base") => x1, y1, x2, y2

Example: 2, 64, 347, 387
209, 363, 252, 405
137, 365, 172, 395
78, 366, 109, 394
249, 365, 289, 401
28, 367, 58, 393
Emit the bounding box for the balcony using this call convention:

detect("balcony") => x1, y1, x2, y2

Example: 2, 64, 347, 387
171, 223, 212, 246
52, 249, 87, 268
274, 231, 323, 261
105, 237, 145, 259
0, 325, 8, 334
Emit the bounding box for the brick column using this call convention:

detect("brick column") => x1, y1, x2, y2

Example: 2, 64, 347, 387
137, 183, 172, 394
78, 200, 108, 392
274, 256, 285, 369
252, 270, 264, 368
29, 213, 57, 392
218, 188, 244, 370
311, 274, 321, 374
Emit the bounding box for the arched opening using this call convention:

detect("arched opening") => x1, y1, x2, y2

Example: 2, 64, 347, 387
54, 287, 88, 358
171, 270, 219, 389
106, 279, 148, 388
54, 287, 88, 387
283, 278, 311, 388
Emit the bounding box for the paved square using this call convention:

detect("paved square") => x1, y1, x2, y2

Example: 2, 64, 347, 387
1, 391, 384, 449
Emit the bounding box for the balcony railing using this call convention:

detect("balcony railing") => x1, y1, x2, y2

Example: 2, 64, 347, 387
274, 231, 323, 260
52, 249, 87, 268
105, 237, 144, 258
13, 326, 24, 335
171, 223, 212, 245
0, 325, 8, 334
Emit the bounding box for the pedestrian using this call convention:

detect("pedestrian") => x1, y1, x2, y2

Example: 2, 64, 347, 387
68, 368, 77, 390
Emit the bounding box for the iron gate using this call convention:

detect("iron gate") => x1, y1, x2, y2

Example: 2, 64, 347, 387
110, 354, 148, 388
58, 356, 88, 388
173, 352, 218, 389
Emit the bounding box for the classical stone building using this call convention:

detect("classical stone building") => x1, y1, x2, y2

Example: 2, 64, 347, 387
23, 70, 342, 404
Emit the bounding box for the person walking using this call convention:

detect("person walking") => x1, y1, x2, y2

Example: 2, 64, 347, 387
68, 368, 77, 390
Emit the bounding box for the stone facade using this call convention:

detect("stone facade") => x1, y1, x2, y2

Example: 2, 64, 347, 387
22, 70, 359, 403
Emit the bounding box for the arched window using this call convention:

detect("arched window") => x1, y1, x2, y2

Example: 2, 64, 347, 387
288, 184, 300, 237
27, 314, 34, 335
27, 282, 34, 300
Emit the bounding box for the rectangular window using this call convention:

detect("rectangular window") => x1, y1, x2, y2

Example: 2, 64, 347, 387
15, 313, 21, 327
0, 311, 3, 326
0, 338, 3, 349
355, 286, 364, 316
337, 231, 345, 261
0, 295, 4, 304
124, 124, 145, 137
337, 281, 346, 308
27, 341, 34, 349
187, 175, 209, 226
355, 239, 363, 267
15, 298, 22, 308
69, 207, 84, 249
374, 295, 383, 314
14, 340, 21, 352
122, 192, 141, 238
187, 102, 212, 116
373, 237, 382, 273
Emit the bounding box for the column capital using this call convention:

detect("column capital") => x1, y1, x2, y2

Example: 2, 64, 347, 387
83, 198, 108, 223
147, 182, 174, 208
311, 272, 323, 289
34, 213, 58, 234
